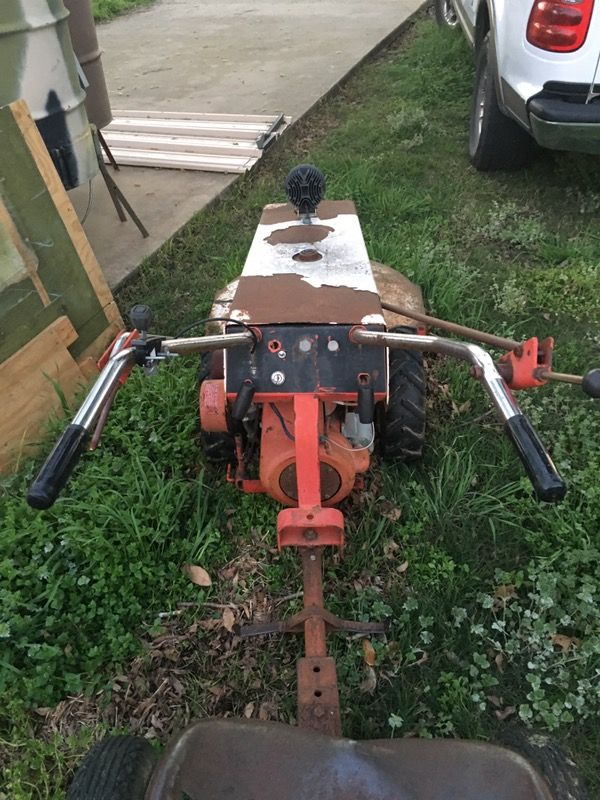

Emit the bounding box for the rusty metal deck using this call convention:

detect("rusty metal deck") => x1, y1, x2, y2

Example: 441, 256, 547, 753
145, 719, 553, 800
228, 201, 386, 326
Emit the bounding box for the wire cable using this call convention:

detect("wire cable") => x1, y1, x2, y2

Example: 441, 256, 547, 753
175, 316, 258, 350
269, 403, 295, 441
324, 424, 375, 452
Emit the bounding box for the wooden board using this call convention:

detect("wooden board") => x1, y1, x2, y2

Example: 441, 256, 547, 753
103, 147, 256, 173
103, 111, 290, 174
0, 199, 50, 304
104, 131, 259, 157
0, 100, 120, 357
114, 111, 281, 123
8, 101, 120, 326
0, 316, 87, 471
0, 100, 124, 472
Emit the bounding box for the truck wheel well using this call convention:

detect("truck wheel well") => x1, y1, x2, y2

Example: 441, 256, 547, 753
475, 3, 490, 50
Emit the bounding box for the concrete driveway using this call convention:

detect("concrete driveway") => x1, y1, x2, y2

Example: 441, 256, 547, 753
71, 0, 423, 287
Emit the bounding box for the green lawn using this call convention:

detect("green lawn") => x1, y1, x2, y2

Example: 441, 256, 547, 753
92, 0, 155, 22
2, 16, 600, 798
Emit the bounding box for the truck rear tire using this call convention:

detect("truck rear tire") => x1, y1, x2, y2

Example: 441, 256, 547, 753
469, 34, 534, 171
435, 0, 459, 27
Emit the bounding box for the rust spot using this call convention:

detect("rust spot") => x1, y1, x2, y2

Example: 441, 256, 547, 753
279, 462, 341, 502
261, 203, 297, 225
293, 248, 322, 263
316, 200, 356, 220
265, 224, 334, 246
230, 274, 383, 324
260, 200, 357, 226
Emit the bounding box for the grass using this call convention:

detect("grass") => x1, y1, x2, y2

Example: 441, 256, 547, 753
3, 13, 600, 798
91, 0, 156, 22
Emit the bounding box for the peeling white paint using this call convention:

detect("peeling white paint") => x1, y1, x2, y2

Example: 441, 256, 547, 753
211, 278, 240, 322
230, 308, 251, 322
361, 313, 385, 325
241, 208, 379, 294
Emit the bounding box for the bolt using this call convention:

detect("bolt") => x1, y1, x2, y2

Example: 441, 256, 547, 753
270, 371, 285, 385
304, 529, 318, 541
278, 350, 287, 359
327, 340, 339, 352
299, 338, 312, 353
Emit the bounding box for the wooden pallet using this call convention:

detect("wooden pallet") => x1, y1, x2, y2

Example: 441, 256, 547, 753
102, 111, 290, 173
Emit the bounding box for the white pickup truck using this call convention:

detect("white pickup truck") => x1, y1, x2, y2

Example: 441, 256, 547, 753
436, 0, 600, 169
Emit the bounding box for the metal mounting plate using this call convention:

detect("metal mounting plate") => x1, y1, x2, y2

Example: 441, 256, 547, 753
225, 324, 387, 396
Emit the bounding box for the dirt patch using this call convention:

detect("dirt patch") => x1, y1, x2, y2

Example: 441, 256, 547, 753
31, 546, 299, 746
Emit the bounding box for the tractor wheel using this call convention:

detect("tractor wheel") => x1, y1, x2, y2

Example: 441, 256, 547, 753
434, 0, 459, 27
198, 351, 235, 464
499, 727, 589, 800
469, 33, 534, 171
67, 736, 157, 800
380, 326, 426, 461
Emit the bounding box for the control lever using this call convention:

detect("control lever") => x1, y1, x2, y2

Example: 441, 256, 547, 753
504, 415, 566, 503
26, 349, 135, 509
582, 369, 600, 398
129, 304, 153, 338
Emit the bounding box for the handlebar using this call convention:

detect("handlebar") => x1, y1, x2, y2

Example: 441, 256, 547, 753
350, 329, 566, 503
27, 348, 136, 509
27, 327, 567, 509
26, 331, 253, 510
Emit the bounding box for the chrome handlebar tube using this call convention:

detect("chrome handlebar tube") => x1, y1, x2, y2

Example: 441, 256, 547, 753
350, 329, 566, 503
27, 331, 255, 510
350, 329, 521, 422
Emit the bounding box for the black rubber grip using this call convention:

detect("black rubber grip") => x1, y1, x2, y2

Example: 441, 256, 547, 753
504, 415, 566, 503
27, 424, 90, 510
582, 368, 600, 398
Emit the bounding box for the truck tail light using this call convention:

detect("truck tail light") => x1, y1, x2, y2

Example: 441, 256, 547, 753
527, 0, 595, 52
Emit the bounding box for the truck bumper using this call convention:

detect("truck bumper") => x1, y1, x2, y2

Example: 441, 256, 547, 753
528, 83, 600, 154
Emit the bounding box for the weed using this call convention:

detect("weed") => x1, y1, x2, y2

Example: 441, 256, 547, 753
492, 277, 527, 315
92, 0, 155, 22
476, 201, 546, 249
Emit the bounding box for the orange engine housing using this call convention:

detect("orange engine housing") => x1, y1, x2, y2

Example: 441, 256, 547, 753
198, 381, 370, 507
259, 401, 370, 507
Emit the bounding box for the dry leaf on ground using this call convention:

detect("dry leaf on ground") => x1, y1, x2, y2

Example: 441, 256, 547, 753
222, 607, 236, 632
494, 584, 518, 601
380, 501, 402, 522
182, 564, 212, 587
493, 584, 518, 610
362, 639, 376, 667
551, 633, 581, 652
360, 665, 377, 694
495, 706, 516, 721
